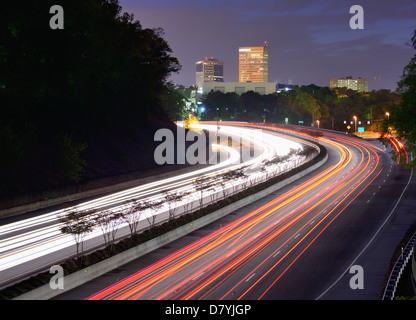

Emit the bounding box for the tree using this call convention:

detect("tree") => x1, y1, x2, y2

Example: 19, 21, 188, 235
180, 191, 193, 215
57, 134, 88, 183
58, 207, 96, 264
294, 90, 322, 126
202, 90, 229, 120
120, 199, 151, 238
94, 209, 122, 253
0, 0, 182, 196
240, 91, 264, 122
386, 30, 416, 168
162, 189, 184, 221
194, 177, 213, 210
160, 87, 189, 121
145, 200, 163, 228
220, 168, 247, 194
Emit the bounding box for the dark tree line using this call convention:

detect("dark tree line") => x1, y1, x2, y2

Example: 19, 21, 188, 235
200, 85, 400, 132
385, 30, 416, 168
0, 1, 181, 196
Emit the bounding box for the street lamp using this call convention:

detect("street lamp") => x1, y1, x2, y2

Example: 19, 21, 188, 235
312, 90, 316, 127
353, 116, 357, 133
199, 106, 205, 120
216, 108, 220, 135
386, 112, 390, 119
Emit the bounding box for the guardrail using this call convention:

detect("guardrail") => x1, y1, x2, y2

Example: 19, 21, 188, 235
382, 232, 416, 300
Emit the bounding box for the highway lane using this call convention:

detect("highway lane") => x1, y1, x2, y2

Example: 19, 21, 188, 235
0, 125, 308, 290
84, 125, 400, 300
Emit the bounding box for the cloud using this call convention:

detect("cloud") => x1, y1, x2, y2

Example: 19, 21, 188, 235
119, 0, 416, 90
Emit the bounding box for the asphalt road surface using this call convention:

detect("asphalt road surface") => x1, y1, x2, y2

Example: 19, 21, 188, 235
0, 125, 306, 291
54, 125, 415, 300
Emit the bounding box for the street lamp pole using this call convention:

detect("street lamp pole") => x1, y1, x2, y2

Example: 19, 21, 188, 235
353, 116, 357, 133
312, 93, 315, 127
216, 108, 219, 135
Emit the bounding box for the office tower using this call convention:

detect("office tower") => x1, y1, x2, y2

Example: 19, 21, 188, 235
330, 76, 369, 93
195, 57, 224, 87
239, 45, 268, 83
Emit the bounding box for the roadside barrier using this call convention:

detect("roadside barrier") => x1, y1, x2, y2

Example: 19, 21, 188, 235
382, 232, 416, 300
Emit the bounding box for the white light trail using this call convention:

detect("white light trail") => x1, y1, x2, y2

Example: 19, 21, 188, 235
0, 125, 306, 282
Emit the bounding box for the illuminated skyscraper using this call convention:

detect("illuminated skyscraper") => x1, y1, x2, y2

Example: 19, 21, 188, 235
239, 44, 268, 83
195, 57, 224, 87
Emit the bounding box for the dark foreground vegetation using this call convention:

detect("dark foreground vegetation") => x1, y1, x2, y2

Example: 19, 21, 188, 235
0, 0, 184, 198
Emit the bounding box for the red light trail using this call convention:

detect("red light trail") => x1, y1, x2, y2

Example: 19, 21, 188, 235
86, 124, 385, 300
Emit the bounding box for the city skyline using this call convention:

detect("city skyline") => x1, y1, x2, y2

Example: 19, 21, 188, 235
119, 0, 416, 91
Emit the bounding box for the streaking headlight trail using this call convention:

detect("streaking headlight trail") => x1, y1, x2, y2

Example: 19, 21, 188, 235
0, 125, 306, 290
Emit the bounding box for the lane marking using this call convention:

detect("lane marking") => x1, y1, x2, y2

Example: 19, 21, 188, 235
192, 272, 204, 281
246, 273, 256, 282
316, 168, 413, 300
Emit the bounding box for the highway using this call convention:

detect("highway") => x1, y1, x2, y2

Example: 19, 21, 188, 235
0, 124, 309, 291
78, 124, 411, 300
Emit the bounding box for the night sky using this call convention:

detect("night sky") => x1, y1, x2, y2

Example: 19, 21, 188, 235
119, 0, 416, 91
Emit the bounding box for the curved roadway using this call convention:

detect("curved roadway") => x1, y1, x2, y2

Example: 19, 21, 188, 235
0, 125, 306, 291
75, 124, 412, 300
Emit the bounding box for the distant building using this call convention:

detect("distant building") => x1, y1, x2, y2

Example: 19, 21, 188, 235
197, 81, 276, 96
195, 57, 224, 87
330, 76, 368, 93
193, 44, 275, 108
239, 45, 268, 83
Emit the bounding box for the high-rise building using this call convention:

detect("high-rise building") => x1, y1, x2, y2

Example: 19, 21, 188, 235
239, 45, 268, 83
330, 76, 368, 93
195, 57, 224, 87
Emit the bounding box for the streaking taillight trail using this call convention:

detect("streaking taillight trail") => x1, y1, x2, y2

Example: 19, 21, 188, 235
86, 124, 384, 300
